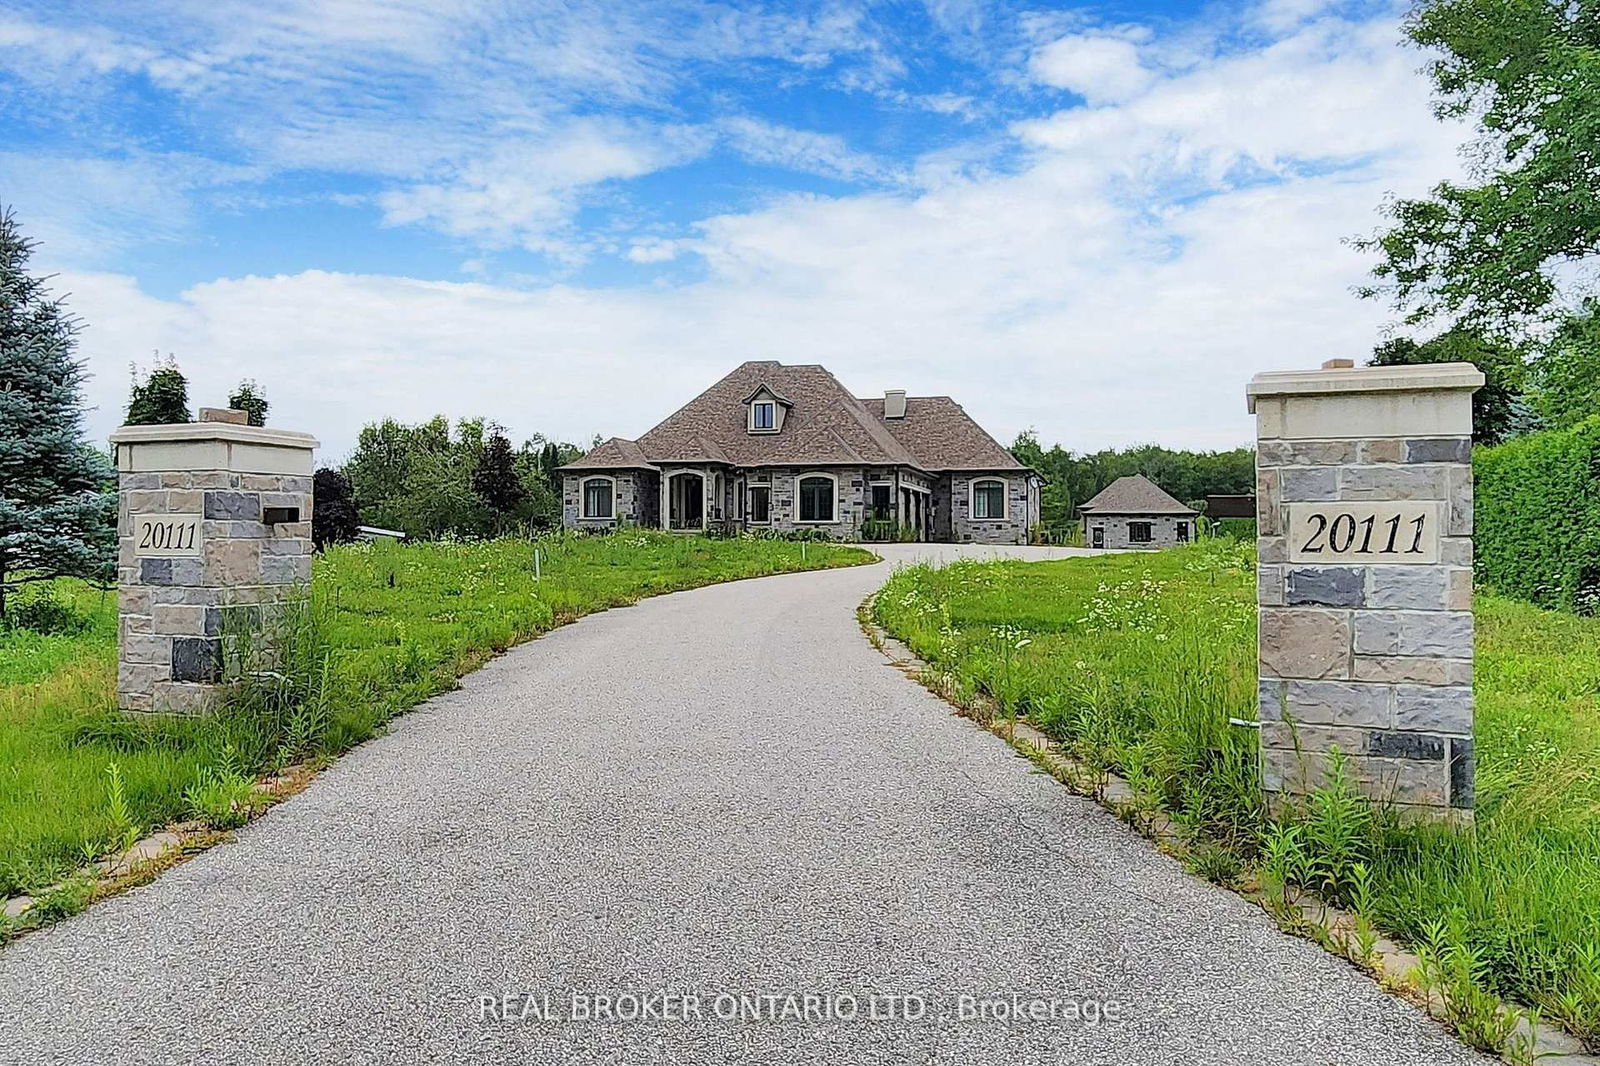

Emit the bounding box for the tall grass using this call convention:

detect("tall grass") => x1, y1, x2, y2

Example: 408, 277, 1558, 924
873, 542, 1600, 1048
0, 531, 870, 898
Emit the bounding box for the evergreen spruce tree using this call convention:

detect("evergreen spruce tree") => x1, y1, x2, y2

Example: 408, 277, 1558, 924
0, 208, 116, 622
539, 441, 561, 493
472, 432, 526, 516
228, 379, 269, 426
126, 356, 191, 425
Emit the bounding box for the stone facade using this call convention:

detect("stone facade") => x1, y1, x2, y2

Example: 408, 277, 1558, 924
110, 420, 318, 714
1249, 362, 1482, 816
940, 473, 1037, 545
1084, 513, 1193, 551
562, 470, 658, 530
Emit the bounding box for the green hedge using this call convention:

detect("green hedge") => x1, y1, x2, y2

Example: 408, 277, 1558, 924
1474, 417, 1600, 614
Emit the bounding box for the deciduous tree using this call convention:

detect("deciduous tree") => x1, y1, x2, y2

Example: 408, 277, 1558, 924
126, 357, 191, 425
228, 380, 269, 426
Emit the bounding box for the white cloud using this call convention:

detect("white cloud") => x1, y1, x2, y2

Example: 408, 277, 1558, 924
718, 117, 901, 185
23, 7, 1473, 460
1030, 33, 1154, 104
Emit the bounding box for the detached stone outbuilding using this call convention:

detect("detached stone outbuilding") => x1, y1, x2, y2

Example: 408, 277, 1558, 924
1079, 475, 1197, 550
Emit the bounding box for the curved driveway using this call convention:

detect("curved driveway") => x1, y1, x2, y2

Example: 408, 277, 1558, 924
0, 545, 1482, 1065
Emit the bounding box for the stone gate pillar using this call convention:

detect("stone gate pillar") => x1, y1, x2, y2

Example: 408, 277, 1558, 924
110, 410, 318, 714
1248, 360, 1483, 817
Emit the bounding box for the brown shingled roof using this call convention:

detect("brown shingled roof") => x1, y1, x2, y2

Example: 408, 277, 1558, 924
636, 362, 923, 469
860, 395, 1027, 472
558, 437, 656, 471
562, 362, 1031, 475
1079, 475, 1196, 515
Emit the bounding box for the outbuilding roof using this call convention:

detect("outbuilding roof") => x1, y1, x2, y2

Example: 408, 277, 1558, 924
1079, 475, 1196, 515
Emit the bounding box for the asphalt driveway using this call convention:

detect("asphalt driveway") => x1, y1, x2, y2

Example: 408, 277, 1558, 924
0, 544, 1484, 1065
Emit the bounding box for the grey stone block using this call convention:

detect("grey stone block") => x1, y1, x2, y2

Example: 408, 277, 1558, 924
1258, 440, 1360, 467
1366, 730, 1445, 760
1394, 684, 1472, 732
1284, 680, 1392, 728
170, 637, 222, 683
1364, 567, 1448, 610
1353, 611, 1473, 657
1338, 465, 1449, 500
1257, 535, 1287, 564
1258, 679, 1285, 721
204, 491, 261, 521
1286, 567, 1364, 607
1280, 468, 1337, 502
1405, 438, 1471, 464
1450, 738, 1474, 809
139, 558, 174, 585
204, 604, 262, 637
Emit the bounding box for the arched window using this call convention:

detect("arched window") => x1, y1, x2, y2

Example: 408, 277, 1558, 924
580, 476, 615, 519
971, 478, 1006, 520
796, 473, 837, 523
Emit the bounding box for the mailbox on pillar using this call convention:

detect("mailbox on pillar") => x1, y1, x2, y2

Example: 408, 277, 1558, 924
110, 410, 318, 714
1248, 360, 1482, 818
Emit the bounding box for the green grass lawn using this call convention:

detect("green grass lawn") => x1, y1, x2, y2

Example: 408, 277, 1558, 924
874, 541, 1600, 1044
0, 532, 871, 899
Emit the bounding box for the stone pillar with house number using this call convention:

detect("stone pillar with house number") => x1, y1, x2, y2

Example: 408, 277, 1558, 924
1248, 360, 1483, 817
110, 409, 318, 714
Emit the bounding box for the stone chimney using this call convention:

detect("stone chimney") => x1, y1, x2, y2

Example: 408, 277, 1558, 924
884, 389, 907, 419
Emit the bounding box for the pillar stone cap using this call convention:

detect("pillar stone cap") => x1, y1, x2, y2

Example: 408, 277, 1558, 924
110, 422, 319, 449
1247, 362, 1484, 413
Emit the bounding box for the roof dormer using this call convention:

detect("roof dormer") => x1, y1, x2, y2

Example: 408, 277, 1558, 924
743, 383, 790, 434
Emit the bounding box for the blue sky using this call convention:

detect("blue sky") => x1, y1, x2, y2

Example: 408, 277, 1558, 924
0, 0, 1465, 458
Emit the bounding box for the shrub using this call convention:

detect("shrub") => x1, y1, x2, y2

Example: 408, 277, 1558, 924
3, 586, 90, 635
1474, 417, 1600, 614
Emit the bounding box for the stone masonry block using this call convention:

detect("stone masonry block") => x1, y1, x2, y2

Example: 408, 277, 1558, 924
171, 637, 223, 683
118, 661, 169, 692
1260, 720, 1369, 756
119, 614, 153, 639
204, 604, 262, 637
1394, 684, 1473, 733
151, 682, 221, 715
1450, 739, 1474, 809
1364, 567, 1449, 611
125, 489, 168, 512
152, 604, 207, 635
1260, 608, 1350, 680
1258, 440, 1360, 467
1283, 679, 1392, 728
119, 585, 152, 615
1353, 610, 1473, 658
1448, 568, 1472, 610
260, 553, 312, 584
1260, 748, 1449, 806
1258, 565, 1285, 607
1338, 465, 1450, 501
204, 491, 262, 521
167, 489, 203, 512
1406, 438, 1472, 464
1257, 536, 1287, 564
1259, 678, 1285, 721
1359, 439, 1405, 464
262, 537, 312, 556
205, 539, 262, 585
1286, 567, 1364, 607
121, 634, 172, 665
1351, 655, 1471, 686
1448, 466, 1473, 535
120, 473, 161, 490
1366, 731, 1446, 760
140, 558, 174, 585
1441, 537, 1473, 566
1255, 467, 1282, 536
1280, 468, 1337, 502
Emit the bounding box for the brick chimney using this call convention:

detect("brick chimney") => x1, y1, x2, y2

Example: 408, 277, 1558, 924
884, 389, 906, 419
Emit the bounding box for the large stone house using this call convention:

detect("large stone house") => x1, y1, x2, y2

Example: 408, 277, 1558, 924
560, 361, 1041, 543
1079, 474, 1198, 550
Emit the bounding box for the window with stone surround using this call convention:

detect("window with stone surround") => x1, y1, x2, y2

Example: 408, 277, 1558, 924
797, 474, 836, 523
581, 476, 615, 519
1128, 521, 1152, 543
749, 485, 770, 523
971, 478, 1006, 520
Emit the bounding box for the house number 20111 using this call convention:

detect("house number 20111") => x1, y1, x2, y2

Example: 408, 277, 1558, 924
1286, 503, 1440, 564
132, 513, 204, 558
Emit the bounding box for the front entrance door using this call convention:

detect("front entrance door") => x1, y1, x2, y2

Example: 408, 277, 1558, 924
1092, 526, 1104, 549
668, 472, 704, 531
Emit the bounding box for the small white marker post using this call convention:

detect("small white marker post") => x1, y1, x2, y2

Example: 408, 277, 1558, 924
534, 547, 542, 581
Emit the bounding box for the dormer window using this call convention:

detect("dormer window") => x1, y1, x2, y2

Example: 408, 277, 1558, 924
752, 401, 775, 431
743, 382, 789, 433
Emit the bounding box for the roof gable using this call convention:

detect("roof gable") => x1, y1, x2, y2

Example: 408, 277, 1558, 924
637, 362, 921, 468
559, 437, 656, 471
1080, 475, 1196, 515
